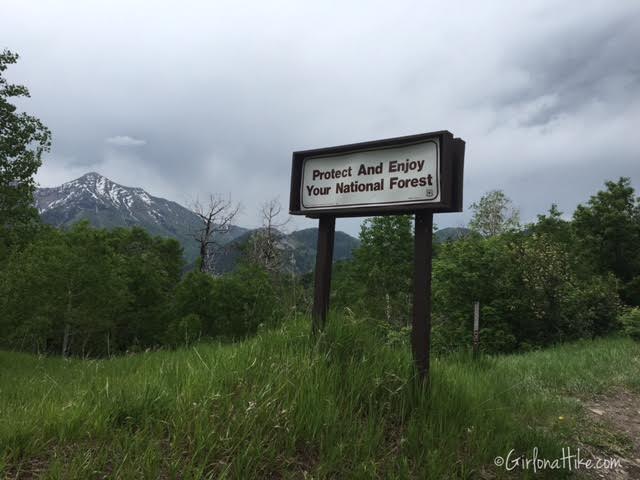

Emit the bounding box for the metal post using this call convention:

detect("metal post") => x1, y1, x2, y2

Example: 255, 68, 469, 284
412, 211, 433, 380
473, 301, 480, 357
312, 215, 336, 334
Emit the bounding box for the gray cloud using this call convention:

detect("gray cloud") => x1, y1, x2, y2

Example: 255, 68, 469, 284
499, 13, 640, 127
3, 0, 639, 235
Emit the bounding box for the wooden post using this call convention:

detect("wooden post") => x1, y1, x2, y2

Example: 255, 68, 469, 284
312, 215, 336, 334
473, 301, 480, 357
412, 211, 433, 380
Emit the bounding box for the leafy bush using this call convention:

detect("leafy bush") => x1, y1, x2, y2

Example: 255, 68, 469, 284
620, 307, 640, 341
172, 271, 218, 335
0, 223, 183, 356
431, 233, 621, 353
333, 216, 413, 325
165, 313, 202, 347
172, 264, 283, 342
226, 264, 283, 332
573, 177, 640, 306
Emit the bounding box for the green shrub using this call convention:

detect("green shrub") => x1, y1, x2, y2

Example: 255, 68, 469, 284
172, 265, 283, 341
223, 264, 284, 335
620, 307, 640, 341
431, 233, 621, 353
166, 313, 202, 347
172, 271, 218, 336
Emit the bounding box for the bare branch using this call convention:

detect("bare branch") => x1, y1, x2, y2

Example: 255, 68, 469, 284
246, 197, 290, 274
190, 194, 241, 274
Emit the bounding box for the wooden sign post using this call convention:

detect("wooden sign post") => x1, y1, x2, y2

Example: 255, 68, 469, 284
311, 215, 335, 333
412, 211, 433, 377
290, 131, 465, 380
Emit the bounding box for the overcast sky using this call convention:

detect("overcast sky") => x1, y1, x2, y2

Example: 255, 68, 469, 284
4, 0, 639, 235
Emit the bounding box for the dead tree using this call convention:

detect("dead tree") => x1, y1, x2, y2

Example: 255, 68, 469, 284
191, 195, 240, 274
248, 198, 289, 274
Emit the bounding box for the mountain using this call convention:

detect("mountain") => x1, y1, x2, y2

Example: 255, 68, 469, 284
434, 227, 471, 242
286, 228, 361, 273
35, 173, 360, 272
214, 227, 361, 274
35, 172, 248, 264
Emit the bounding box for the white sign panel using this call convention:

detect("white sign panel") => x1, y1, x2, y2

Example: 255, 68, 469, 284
301, 140, 439, 211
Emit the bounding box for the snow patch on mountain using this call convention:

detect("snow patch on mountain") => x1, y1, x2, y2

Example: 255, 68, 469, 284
36, 172, 169, 224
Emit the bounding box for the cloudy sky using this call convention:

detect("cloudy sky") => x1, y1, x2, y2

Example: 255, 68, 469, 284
4, 0, 639, 235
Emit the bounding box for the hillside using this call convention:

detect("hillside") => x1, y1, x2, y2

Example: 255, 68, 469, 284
1, 316, 638, 478
214, 228, 361, 274
35, 173, 360, 272
434, 226, 471, 242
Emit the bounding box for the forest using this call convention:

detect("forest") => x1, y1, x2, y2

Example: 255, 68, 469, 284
331, 186, 640, 353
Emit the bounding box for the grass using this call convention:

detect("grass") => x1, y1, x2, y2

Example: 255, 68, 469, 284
1, 315, 639, 479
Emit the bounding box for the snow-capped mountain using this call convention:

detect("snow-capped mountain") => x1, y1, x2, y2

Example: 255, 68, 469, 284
38, 172, 186, 226
35, 172, 248, 263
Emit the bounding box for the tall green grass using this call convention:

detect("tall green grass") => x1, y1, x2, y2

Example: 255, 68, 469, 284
1, 315, 638, 479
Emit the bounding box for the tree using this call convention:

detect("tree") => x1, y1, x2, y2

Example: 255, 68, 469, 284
108, 227, 184, 349
0, 50, 51, 237
534, 204, 568, 237
0, 223, 127, 357
214, 264, 282, 337
0, 223, 184, 356
172, 271, 218, 336
468, 190, 520, 237
191, 195, 240, 274
432, 235, 519, 352
432, 231, 620, 353
245, 197, 289, 274
350, 215, 414, 324
170, 265, 281, 341
573, 178, 640, 305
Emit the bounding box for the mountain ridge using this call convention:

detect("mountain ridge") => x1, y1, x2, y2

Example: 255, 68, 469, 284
35, 172, 360, 273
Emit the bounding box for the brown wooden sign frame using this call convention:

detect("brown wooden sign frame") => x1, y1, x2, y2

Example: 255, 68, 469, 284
289, 130, 465, 380
290, 130, 464, 217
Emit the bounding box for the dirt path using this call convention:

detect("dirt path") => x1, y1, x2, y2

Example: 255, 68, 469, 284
577, 389, 640, 479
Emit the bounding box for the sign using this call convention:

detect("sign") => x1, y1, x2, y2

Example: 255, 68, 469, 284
290, 131, 464, 217
289, 130, 465, 382
301, 140, 440, 210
